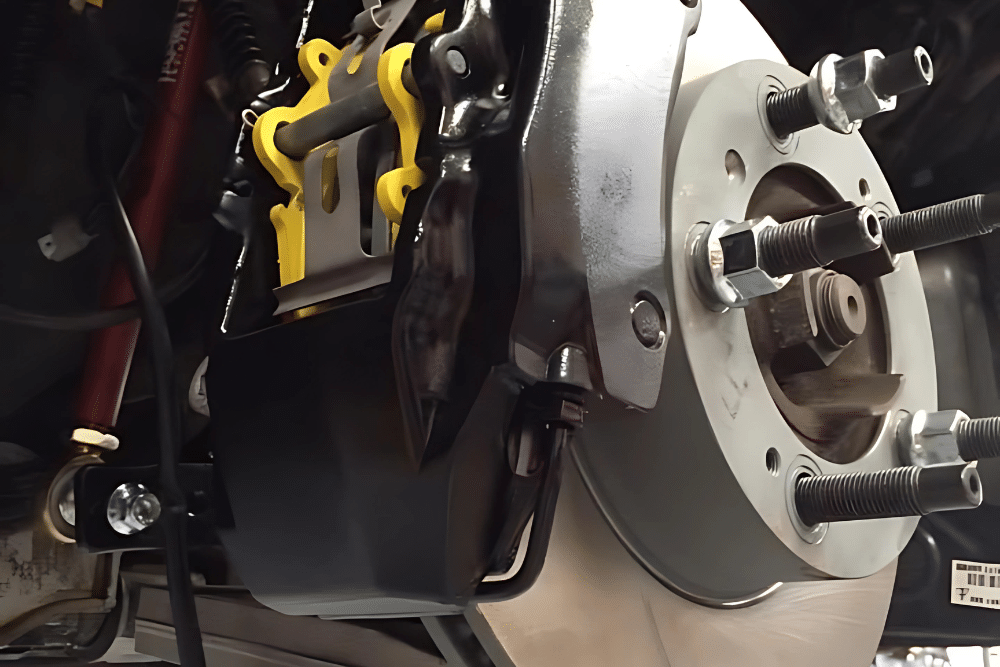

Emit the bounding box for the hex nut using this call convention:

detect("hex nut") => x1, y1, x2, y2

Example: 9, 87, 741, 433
808, 51, 895, 134
714, 217, 791, 307
897, 409, 968, 467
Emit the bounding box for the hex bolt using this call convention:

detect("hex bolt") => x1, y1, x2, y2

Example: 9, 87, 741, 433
957, 417, 1000, 461
766, 46, 933, 137
107, 482, 162, 536
794, 463, 982, 527
881, 192, 1000, 254
758, 206, 883, 277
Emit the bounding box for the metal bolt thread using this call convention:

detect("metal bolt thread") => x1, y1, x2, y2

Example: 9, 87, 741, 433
957, 417, 1000, 461
883, 194, 1000, 253
758, 217, 820, 276
765, 85, 817, 137
795, 467, 922, 526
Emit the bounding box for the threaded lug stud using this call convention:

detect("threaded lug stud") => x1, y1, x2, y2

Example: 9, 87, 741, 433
957, 417, 1000, 461
882, 192, 1000, 254
758, 206, 882, 277
766, 86, 816, 138
794, 463, 981, 526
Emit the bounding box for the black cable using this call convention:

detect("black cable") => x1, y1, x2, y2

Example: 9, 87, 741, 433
89, 104, 206, 666
0, 244, 210, 331
102, 175, 206, 667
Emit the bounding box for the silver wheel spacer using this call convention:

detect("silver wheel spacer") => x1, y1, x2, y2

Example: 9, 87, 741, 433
572, 59, 936, 604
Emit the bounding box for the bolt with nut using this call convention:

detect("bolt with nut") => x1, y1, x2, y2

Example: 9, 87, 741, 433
767, 46, 933, 137
898, 410, 1000, 467
691, 205, 882, 309
107, 482, 162, 535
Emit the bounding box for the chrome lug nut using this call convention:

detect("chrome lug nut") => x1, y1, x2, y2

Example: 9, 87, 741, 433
899, 409, 1000, 466
766, 46, 933, 137
107, 482, 162, 535
690, 206, 882, 310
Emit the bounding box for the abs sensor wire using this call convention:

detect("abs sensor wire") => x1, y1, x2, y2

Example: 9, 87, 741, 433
89, 113, 206, 665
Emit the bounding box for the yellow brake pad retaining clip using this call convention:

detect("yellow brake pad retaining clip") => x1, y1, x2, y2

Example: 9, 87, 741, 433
252, 39, 426, 286
252, 39, 341, 286
376, 43, 426, 242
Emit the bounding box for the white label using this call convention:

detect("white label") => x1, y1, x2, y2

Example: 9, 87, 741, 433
951, 560, 1000, 609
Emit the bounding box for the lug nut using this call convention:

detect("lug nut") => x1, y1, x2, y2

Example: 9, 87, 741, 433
766, 46, 933, 137
899, 410, 1000, 466
107, 482, 161, 535
882, 192, 1000, 254
691, 207, 881, 310
758, 206, 883, 276
794, 463, 982, 527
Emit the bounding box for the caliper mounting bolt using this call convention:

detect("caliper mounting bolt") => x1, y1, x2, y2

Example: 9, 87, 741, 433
881, 192, 1000, 254
757, 206, 883, 276
794, 462, 982, 527
766, 46, 933, 138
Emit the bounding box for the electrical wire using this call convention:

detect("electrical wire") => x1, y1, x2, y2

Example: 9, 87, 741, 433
101, 174, 206, 667
89, 104, 206, 666
0, 244, 210, 331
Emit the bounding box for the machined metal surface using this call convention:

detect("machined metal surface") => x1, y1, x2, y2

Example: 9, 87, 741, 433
272, 130, 394, 315
690, 206, 881, 310
472, 455, 898, 667
43, 450, 103, 543
572, 58, 936, 603
510, 0, 700, 409
475, 1, 903, 664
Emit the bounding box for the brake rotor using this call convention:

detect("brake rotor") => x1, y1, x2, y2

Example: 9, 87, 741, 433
469, 0, 935, 664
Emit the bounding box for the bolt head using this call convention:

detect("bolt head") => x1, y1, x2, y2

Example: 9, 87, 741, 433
445, 49, 468, 76
107, 483, 161, 535
631, 298, 665, 349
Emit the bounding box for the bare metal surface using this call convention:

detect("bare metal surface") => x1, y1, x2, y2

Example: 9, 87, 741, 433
573, 57, 934, 599
474, 459, 897, 667
511, 0, 700, 409
107, 483, 162, 536
134, 588, 445, 666
272, 132, 393, 314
